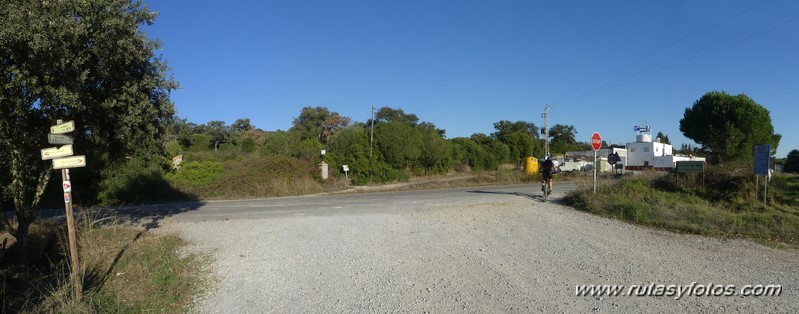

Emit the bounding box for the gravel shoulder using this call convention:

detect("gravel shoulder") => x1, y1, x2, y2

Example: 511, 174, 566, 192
157, 184, 799, 313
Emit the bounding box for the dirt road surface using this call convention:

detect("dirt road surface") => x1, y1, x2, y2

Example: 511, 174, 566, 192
155, 183, 798, 313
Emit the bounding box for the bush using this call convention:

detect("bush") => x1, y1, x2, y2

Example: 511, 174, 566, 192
565, 172, 799, 244
169, 160, 225, 187
98, 158, 192, 205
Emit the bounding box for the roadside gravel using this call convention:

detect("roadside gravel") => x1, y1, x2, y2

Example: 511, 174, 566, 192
158, 186, 799, 313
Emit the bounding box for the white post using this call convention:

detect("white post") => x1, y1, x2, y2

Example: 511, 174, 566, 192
593, 150, 597, 194
764, 175, 768, 208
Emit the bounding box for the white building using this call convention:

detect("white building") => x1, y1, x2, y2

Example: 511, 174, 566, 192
625, 131, 704, 170
562, 127, 705, 171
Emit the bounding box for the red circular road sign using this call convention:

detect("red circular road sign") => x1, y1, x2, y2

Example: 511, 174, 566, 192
591, 132, 602, 151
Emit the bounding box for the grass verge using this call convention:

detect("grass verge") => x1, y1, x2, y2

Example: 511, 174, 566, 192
2, 213, 208, 313
565, 171, 799, 246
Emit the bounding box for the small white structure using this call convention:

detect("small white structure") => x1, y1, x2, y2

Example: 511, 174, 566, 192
625, 126, 704, 170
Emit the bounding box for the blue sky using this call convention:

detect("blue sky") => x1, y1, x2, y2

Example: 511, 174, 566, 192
144, 0, 799, 157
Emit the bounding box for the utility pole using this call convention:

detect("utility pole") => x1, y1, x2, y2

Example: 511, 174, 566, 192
369, 105, 375, 157
541, 105, 550, 158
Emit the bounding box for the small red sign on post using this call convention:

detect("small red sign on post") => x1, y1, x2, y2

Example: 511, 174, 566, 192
591, 132, 602, 151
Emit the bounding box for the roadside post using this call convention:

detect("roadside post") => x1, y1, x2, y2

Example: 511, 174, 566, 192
608, 152, 620, 175
43, 119, 85, 300
343, 165, 350, 181
591, 132, 601, 194
754, 144, 771, 208
675, 161, 705, 187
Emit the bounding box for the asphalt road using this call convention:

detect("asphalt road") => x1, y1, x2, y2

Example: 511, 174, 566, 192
152, 183, 798, 313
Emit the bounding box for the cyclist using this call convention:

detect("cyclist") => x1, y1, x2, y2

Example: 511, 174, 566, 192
542, 156, 555, 192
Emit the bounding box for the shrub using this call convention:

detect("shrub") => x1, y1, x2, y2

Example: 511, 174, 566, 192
169, 160, 225, 187
98, 158, 192, 205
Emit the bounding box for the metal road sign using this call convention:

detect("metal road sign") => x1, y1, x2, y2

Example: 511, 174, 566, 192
608, 153, 619, 165
676, 161, 705, 173
754, 144, 771, 176
53, 155, 86, 169
591, 132, 602, 151
41, 145, 74, 160
48, 133, 73, 145
50, 120, 75, 134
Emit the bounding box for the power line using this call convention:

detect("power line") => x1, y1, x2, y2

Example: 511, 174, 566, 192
548, 1, 799, 109
548, 0, 774, 107
553, 10, 799, 107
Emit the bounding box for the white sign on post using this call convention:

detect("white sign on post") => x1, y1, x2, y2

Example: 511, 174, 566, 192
53, 155, 87, 169
48, 133, 73, 145
50, 120, 75, 134
41, 145, 74, 160
46, 119, 84, 299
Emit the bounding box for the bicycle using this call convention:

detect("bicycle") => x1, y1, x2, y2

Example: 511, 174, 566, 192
542, 176, 551, 202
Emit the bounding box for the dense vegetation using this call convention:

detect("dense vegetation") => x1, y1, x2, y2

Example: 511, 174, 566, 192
165, 107, 553, 187
566, 165, 799, 245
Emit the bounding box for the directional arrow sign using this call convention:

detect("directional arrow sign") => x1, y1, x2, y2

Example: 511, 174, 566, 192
41, 145, 74, 160
53, 155, 86, 169
50, 120, 75, 134
48, 133, 73, 145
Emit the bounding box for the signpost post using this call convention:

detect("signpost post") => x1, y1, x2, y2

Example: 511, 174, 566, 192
675, 160, 706, 187
591, 132, 602, 194
42, 119, 83, 300
754, 144, 771, 208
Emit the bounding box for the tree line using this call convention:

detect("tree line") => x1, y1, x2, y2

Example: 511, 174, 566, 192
168, 106, 591, 185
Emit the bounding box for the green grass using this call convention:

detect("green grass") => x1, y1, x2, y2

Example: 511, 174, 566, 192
168, 156, 329, 199
565, 171, 799, 245
773, 174, 799, 207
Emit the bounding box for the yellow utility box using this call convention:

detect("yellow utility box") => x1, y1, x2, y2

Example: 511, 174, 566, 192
524, 157, 539, 175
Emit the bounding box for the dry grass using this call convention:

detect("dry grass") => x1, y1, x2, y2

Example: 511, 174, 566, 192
2, 212, 207, 313
565, 172, 799, 246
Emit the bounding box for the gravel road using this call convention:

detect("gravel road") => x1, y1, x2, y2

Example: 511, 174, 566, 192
156, 183, 798, 313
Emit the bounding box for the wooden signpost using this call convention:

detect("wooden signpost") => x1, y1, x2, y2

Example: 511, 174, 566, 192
675, 160, 706, 187
42, 119, 84, 300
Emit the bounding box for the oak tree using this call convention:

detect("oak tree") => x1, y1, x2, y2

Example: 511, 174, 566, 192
0, 0, 176, 260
